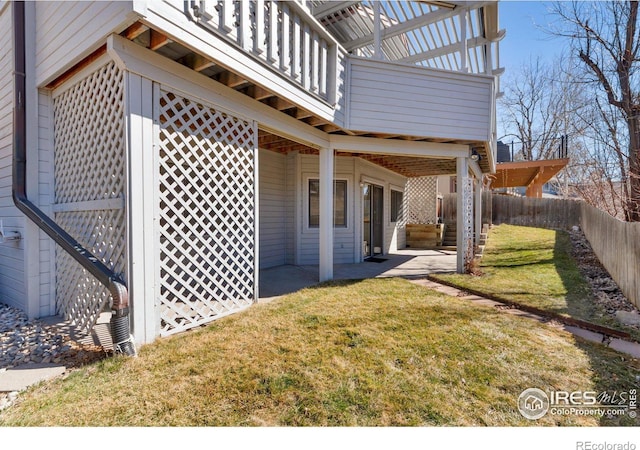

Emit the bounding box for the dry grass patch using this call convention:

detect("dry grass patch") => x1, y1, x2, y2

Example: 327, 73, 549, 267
433, 224, 640, 341
1, 278, 638, 426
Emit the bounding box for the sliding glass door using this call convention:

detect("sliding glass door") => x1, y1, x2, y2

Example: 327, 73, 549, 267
363, 183, 383, 258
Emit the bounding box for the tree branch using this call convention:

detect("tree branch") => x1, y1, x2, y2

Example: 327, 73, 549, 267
578, 50, 625, 109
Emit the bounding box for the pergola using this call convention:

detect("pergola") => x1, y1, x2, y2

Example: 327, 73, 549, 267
490, 158, 570, 198
311, 1, 504, 78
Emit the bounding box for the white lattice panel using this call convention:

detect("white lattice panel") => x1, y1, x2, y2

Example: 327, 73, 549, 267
461, 177, 474, 269
405, 176, 438, 224
158, 90, 256, 336
52, 61, 127, 332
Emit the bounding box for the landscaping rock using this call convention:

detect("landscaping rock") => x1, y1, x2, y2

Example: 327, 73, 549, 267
568, 227, 640, 331
615, 311, 640, 327
0, 302, 112, 412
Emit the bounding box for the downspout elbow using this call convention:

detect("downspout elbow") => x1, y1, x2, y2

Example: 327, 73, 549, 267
108, 282, 136, 356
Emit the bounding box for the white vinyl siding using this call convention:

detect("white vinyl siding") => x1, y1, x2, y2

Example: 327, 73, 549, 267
0, 3, 26, 310
297, 154, 406, 265
284, 151, 297, 265
299, 155, 355, 265
259, 149, 288, 269
35, 1, 134, 86
347, 57, 494, 142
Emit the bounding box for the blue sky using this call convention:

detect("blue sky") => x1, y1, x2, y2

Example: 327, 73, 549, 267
498, 1, 569, 73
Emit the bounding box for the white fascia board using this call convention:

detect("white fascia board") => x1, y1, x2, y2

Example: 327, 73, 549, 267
107, 34, 330, 150
330, 135, 468, 158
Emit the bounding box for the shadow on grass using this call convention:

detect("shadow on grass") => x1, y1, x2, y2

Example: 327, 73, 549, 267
554, 230, 640, 426
487, 257, 556, 268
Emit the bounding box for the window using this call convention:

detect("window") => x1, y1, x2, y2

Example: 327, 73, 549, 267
390, 189, 403, 222
309, 179, 347, 228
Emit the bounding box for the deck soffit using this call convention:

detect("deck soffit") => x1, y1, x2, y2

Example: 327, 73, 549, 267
259, 130, 461, 177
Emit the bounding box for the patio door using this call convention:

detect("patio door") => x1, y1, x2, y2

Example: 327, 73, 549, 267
363, 183, 384, 258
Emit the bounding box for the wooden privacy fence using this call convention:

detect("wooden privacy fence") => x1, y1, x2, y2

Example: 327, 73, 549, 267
491, 195, 582, 230
580, 203, 640, 310
441, 192, 492, 225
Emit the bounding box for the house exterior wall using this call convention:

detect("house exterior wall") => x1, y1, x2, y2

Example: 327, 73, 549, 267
437, 175, 454, 196
0, 1, 138, 319
0, 3, 26, 311
34, 1, 134, 86
347, 57, 494, 141
296, 154, 407, 265
1, 1, 495, 341
284, 151, 298, 265
259, 149, 287, 269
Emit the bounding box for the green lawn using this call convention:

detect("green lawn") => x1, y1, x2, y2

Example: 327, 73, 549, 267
1, 277, 638, 426
433, 224, 640, 342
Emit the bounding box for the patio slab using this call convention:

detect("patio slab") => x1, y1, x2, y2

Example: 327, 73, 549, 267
259, 249, 457, 301
0, 363, 66, 393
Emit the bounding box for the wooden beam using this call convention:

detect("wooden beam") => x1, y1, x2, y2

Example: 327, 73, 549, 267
216, 71, 247, 88
331, 135, 468, 158
398, 36, 488, 64
149, 30, 169, 51
246, 85, 273, 100
46, 45, 107, 89
183, 53, 215, 72
294, 108, 313, 119
306, 116, 329, 126
312, 1, 360, 18
265, 97, 296, 111
124, 22, 148, 40
343, 2, 488, 51
524, 166, 543, 188
321, 124, 342, 133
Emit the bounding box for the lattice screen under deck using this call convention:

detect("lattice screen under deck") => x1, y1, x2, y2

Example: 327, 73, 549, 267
52, 61, 127, 332
158, 90, 256, 336
405, 176, 438, 224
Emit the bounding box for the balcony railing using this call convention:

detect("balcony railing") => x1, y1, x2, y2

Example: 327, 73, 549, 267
192, 0, 338, 104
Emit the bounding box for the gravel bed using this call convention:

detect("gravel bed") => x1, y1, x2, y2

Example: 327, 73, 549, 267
0, 304, 110, 410
568, 226, 640, 327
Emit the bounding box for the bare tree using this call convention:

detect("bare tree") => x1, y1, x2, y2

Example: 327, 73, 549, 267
551, 0, 640, 221
573, 98, 630, 219
499, 55, 584, 161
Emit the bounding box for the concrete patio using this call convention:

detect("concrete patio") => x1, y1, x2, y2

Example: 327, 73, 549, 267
258, 249, 457, 300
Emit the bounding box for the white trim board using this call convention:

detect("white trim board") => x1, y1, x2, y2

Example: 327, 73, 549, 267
331, 135, 470, 158
107, 33, 330, 151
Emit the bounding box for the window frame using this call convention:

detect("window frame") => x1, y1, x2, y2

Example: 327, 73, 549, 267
307, 178, 349, 229
390, 188, 404, 223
